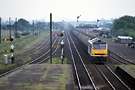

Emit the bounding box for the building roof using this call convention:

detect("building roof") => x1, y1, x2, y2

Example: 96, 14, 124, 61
118, 36, 133, 40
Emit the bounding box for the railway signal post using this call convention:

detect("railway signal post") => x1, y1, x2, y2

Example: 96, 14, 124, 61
10, 42, 15, 64
60, 40, 64, 64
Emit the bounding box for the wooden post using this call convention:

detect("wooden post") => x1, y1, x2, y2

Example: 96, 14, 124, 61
50, 13, 52, 64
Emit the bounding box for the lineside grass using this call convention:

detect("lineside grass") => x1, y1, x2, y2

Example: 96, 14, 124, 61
47, 57, 68, 64
0, 30, 49, 74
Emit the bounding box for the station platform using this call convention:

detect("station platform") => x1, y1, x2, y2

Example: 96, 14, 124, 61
0, 64, 74, 90
115, 65, 135, 89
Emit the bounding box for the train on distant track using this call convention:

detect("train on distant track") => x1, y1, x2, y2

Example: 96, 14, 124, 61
88, 38, 108, 62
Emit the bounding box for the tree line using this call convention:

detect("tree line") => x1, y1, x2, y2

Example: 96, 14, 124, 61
112, 15, 135, 38
2, 18, 47, 32
1, 18, 65, 31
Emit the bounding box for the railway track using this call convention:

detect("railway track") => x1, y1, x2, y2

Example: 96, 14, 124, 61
21, 35, 50, 57
37, 38, 61, 64
15, 37, 51, 65
29, 37, 55, 60
28, 38, 49, 53
29, 38, 59, 64
70, 31, 113, 90
75, 29, 135, 65
70, 30, 131, 90
79, 29, 135, 63
0, 37, 60, 77
109, 51, 135, 65
66, 32, 96, 90
96, 65, 131, 90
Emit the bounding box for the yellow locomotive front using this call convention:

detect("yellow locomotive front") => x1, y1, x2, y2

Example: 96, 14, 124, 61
91, 41, 108, 57
88, 38, 108, 62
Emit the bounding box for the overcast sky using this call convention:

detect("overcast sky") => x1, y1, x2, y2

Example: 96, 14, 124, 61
0, 0, 135, 21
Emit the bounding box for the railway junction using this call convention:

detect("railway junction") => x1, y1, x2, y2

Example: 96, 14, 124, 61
0, 29, 135, 90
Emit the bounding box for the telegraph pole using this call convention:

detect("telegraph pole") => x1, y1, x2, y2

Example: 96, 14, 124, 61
32, 20, 35, 35
0, 17, 1, 43
15, 18, 17, 38
50, 13, 52, 64
97, 19, 100, 28
36, 21, 38, 35
9, 17, 11, 40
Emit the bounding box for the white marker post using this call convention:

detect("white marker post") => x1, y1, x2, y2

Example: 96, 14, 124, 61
4, 54, 8, 64
10, 44, 14, 64
10, 44, 14, 52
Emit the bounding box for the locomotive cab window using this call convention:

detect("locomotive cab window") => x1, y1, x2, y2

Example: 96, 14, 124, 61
93, 43, 106, 49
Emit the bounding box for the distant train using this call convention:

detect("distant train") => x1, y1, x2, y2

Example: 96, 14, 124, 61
88, 38, 108, 62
